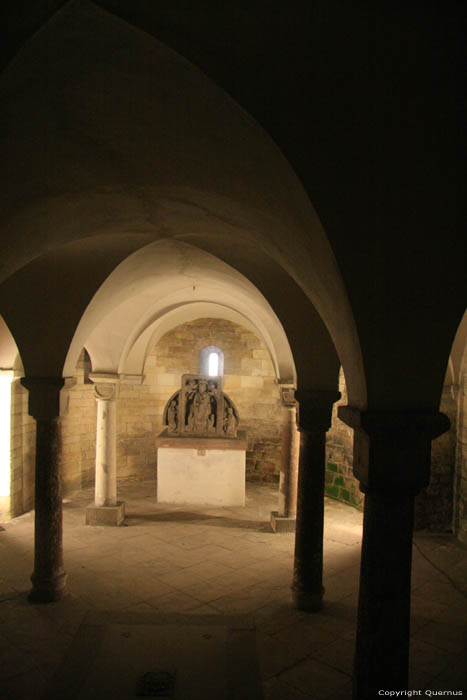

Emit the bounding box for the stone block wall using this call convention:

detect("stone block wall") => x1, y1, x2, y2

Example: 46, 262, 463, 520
323, 367, 462, 527
414, 386, 457, 531
116, 381, 161, 479
5, 341, 463, 536
325, 368, 363, 510
59, 358, 97, 494
57, 321, 284, 488
453, 369, 467, 543
145, 318, 284, 483
6, 378, 35, 518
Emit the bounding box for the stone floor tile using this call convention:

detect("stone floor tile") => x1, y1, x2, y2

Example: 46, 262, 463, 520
256, 630, 310, 679
310, 637, 355, 676
144, 589, 204, 612
413, 579, 466, 607
208, 550, 265, 570
185, 602, 220, 615
273, 619, 338, 655
180, 580, 234, 603
178, 559, 236, 581
156, 568, 207, 591
315, 614, 356, 642
409, 638, 454, 677
412, 619, 467, 653
322, 680, 353, 700
0, 481, 466, 699
119, 600, 162, 615
254, 602, 307, 635
427, 651, 467, 693
278, 657, 351, 699
0, 641, 42, 680
263, 675, 314, 699
408, 666, 437, 691
410, 594, 464, 626
128, 559, 184, 577
209, 592, 267, 614
322, 575, 360, 604
166, 543, 235, 566
0, 666, 48, 700
111, 573, 177, 601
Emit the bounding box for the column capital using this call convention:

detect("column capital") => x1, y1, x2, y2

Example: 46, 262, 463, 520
20, 376, 75, 420
89, 372, 120, 384
295, 389, 341, 433
89, 373, 120, 401
279, 383, 297, 407
338, 405, 450, 494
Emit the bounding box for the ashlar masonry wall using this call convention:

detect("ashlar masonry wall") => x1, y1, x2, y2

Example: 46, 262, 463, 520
453, 367, 467, 543
325, 368, 363, 510
6, 378, 35, 518
7, 343, 462, 536
324, 366, 462, 529
59, 352, 97, 494
144, 318, 284, 482
57, 320, 284, 491
414, 385, 457, 531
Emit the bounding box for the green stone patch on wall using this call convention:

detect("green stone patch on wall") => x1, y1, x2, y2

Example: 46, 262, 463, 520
325, 460, 363, 509
324, 369, 363, 510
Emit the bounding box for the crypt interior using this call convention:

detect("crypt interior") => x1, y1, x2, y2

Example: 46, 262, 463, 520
0, 2, 466, 699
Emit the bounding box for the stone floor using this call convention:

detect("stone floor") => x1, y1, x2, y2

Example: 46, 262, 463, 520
0, 480, 466, 699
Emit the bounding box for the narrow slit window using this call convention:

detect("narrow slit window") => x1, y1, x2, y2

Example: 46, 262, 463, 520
208, 352, 219, 376
200, 346, 224, 377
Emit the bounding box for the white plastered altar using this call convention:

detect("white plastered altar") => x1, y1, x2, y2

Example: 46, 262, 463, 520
155, 431, 247, 506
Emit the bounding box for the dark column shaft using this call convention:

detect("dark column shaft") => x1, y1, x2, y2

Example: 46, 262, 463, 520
292, 429, 326, 610
29, 417, 67, 602
354, 490, 414, 698
337, 406, 451, 700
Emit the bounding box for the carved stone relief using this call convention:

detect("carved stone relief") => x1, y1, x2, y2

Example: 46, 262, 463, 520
163, 374, 239, 438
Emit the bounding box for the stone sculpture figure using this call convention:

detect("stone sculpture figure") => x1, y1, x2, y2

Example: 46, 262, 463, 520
183, 378, 217, 435
167, 399, 178, 433
164, 374, 239, 438
192, 381, 214, 433
224, 405, 237, 437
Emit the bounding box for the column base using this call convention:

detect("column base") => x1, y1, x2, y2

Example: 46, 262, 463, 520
291, 585, 325, 612
85, 501, 125, 526
270, 510, 296, 533
28, 571, 67, 603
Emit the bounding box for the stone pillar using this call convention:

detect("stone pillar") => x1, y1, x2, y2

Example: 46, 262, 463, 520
85, 373, 125, 526
339, 406, 450, 699
292, 389, 340, 611
271, 385, 300, 532
453, 369, 466, 544
20, 377, 69, 602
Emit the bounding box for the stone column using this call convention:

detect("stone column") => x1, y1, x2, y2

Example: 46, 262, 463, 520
20, 377, 69, 602
339, 406, 450, 699
271, 386, 300, 532
85, 373, 125, 526
292, 389, 340, 611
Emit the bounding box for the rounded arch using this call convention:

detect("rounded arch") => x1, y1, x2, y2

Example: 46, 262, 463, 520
446, 309, 467, 389
66, 239, 297, 385
0, 314, 23, 372
123, 301, 294, 384
0, 0, 364, 404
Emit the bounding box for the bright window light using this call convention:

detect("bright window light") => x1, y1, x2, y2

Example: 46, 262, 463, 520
0, 373, 13, 499
208, 352, 219, 377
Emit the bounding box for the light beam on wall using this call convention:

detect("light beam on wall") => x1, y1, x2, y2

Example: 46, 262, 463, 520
208, 352, 219, 377
0, 372, 13, 499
